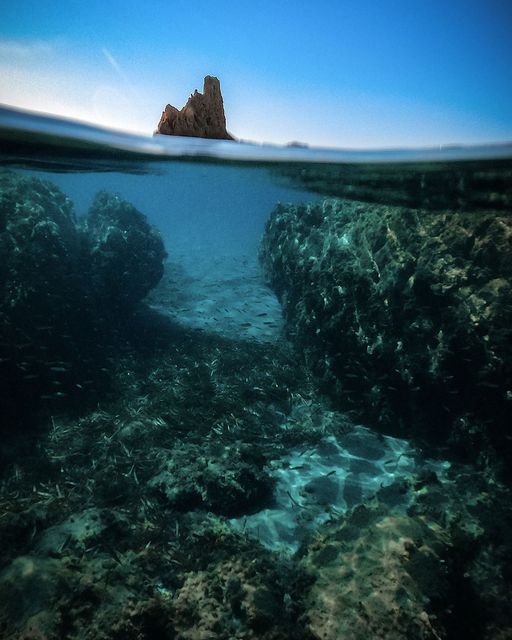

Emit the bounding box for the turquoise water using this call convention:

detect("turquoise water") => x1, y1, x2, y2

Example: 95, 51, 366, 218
1, 106, 512, 639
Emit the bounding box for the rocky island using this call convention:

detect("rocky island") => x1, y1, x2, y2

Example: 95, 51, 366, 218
156, 75, 234, 140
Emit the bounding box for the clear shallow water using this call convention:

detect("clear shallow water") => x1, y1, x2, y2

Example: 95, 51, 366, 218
1, 107, 512, 639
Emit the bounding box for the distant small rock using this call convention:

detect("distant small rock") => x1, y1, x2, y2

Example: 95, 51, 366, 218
156, 75, 235, 140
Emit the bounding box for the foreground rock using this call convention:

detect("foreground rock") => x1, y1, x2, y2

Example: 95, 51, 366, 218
156, 75, 234, 140
260, 198, 512, 473
301, 470, 512, 640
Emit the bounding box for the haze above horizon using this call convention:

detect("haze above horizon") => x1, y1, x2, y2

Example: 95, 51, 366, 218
0, 0, 511, 149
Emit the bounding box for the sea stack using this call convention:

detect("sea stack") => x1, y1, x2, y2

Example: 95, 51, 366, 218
156, 75, 234, 140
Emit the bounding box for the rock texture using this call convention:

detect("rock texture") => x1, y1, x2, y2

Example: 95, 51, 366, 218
0, 171, 166, 436
260, 198, 512, 472
149, 442, 273, 517
301, 469, 512, 640
303, 507, 451, 639
156, 75, 234, 140
85, 191, 166, 311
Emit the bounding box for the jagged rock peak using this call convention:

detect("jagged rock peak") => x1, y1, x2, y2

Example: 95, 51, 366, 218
156, 75, 235, 140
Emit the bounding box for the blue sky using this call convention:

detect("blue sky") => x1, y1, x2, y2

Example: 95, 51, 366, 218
1, 0, 511, 147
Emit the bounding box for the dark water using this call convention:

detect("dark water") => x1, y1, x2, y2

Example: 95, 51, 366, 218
1, 106, 511, 640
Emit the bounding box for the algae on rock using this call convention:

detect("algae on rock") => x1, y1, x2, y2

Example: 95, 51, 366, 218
0, 171, 167, 442
260, 197, 512, 470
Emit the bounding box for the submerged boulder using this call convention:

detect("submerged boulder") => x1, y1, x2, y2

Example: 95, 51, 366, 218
302, 507, 451, 640
0, 171, 166, 435
156, 75, 235, 140
0, 171, 84, 327
260, 198, 512, 470
85, 191, 167, 311
0, 172, 166, 325
0, 172, 91, 433
148, 442, 273, 517
300, 466, 512, 640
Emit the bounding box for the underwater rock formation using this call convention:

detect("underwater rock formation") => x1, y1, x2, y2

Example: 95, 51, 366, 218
260, 198, 512, 470
0, 515, 305, 640
171, 553, 300, 638
273, 160, 512, 212
86, 191, 167, 311
301, 468, 512, 640
0, 171, 166, 435
0, 171, 83, 326
302, 507, 451, 639
149, 443, 273, 517
156, 75, 235, 140
0, 171, 89, 435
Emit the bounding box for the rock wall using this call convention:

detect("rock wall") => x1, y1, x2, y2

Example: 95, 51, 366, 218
260, 198, 512, 470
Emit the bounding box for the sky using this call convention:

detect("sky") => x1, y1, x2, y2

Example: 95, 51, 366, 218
0, 0, 511, 148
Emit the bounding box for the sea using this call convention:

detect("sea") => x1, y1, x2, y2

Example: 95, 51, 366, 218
0, 105, 511, 640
